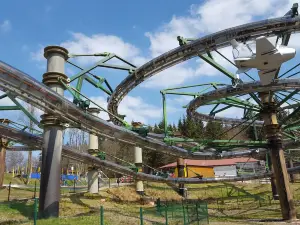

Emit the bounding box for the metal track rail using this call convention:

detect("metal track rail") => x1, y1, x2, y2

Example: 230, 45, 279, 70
0, 61, 265, 159
0, 123, 265, 159
187, 79, 300, 124
107, 16, 300, 125
3, 123, 300, 184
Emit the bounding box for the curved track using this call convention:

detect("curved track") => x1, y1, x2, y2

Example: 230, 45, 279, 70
0, 60, 268, 159
108, 16, 300, 125
187, 79, 300, 122
0, 123, 293, 184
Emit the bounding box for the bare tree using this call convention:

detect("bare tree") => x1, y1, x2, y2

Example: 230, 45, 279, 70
17, 103, 41, 183
6, 151, 25, 171
62, 128, 88, 175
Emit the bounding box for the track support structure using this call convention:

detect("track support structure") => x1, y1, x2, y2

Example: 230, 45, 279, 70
259, 92, 296, 220
0, 120, 8, 188
177, 158, 186, 197
39, 46, 69, 218
87, 108, 101, 194
134, 146, 144, 195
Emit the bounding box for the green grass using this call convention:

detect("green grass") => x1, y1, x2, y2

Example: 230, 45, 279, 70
2, 176, 300, 224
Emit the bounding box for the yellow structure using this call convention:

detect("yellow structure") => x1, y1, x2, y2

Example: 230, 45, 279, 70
174, 166, 214, 178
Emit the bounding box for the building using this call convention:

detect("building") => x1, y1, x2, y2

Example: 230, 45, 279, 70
159, 158, 263, 178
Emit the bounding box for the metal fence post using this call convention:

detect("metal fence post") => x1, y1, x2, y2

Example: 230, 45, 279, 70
73, 178, 76, 193
182, 203, 186, 225
206, 202, 209, 224
109, 178, 111, 188
33, 181, 37, 199
140, 207, 143, 225
8, 182, 11, 201
100, 205, 104, 225
34, 198, 38, 225
196, 203, 200, 225
165, 205, 168, 225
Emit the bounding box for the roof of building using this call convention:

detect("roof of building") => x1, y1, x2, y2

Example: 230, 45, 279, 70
159, 158, 259, 169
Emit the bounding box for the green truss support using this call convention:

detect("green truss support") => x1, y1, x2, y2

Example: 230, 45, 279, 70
6, 94, 42, 128
0, 106, 20, 110
198, 54, 236, 81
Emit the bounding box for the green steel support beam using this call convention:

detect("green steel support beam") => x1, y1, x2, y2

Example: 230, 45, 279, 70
210, 104, 220, 115
276, 89, 300, 107
7, 94, 42, 128
198, 54, 236, 80
75, 76, 84, 100
0, 106, 20, 110
282, 131, 298, 141
69, 54, 115, 82
162, 93, 168, 137
84, 75, 112, 95
278, 63, 300, 78
280, 104, 300, 125
278, 92, 300, 103
213, 48, 255, 81
0, 94, 7, 100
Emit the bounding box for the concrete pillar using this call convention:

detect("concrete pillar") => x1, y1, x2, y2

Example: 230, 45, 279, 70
87, 108, 100, 193
0, 120, 8, 188
134, 146, 144, 195
39, 46, 68, 218
177, 158, 186, 197
259, 92, 296, 220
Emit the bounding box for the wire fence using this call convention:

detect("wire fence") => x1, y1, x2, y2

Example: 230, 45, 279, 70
0, 198, 209, 225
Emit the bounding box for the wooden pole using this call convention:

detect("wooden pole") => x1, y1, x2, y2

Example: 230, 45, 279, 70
259, 92, 296, 220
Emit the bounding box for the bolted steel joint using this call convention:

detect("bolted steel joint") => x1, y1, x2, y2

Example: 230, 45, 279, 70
44, 46, 69, 60
87, 149, 99, 156
87, 166, 97, 171
42, 72, 69, 87
40, 114, 63, 127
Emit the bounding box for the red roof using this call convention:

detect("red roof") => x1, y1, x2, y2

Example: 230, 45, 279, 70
160, 158, 259, 168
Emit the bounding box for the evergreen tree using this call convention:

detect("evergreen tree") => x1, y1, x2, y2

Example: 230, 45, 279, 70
205, 121, 225, 140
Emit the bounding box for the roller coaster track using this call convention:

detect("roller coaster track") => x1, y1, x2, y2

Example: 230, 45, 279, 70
107, 15, 300, 125
2, 122, 300, 184
0, 60, 267, 159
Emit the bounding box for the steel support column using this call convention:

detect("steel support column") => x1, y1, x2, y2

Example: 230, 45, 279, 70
0, 120, 8, 188
267, 153, 279, 200
177, 158, 186, 197
134, 146, 144, 195
87, 108, 101, 194
39, 46, 68, 218
259, 92, 296, 220
288, 158, 295, 183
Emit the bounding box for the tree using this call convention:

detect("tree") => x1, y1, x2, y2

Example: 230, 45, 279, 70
204, 121, 226, 140
17, 103, 41, 184
6, 152, 25, 171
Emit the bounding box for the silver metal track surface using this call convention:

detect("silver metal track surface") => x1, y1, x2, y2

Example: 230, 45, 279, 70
107, 16, 300, 125
0, 60, 266, 159
0, 123, 275, 184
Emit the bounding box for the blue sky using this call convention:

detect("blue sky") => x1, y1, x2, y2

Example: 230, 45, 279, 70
1, 0, 300, 130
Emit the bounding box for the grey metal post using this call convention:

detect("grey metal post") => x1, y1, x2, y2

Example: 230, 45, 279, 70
87, 108, 100, 194
134, 146, 144, 195
39, 46, 68, 218
0, 119, 8, 188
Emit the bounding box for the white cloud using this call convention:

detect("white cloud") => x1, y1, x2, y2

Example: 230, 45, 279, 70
30, 45, 45, 62
90, 95, 162, 124
62, 33, 140, 66
217, 106, 244, 119
142, 64, 196, 88
0, 20, 11, 33
143, 0, 293, 87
